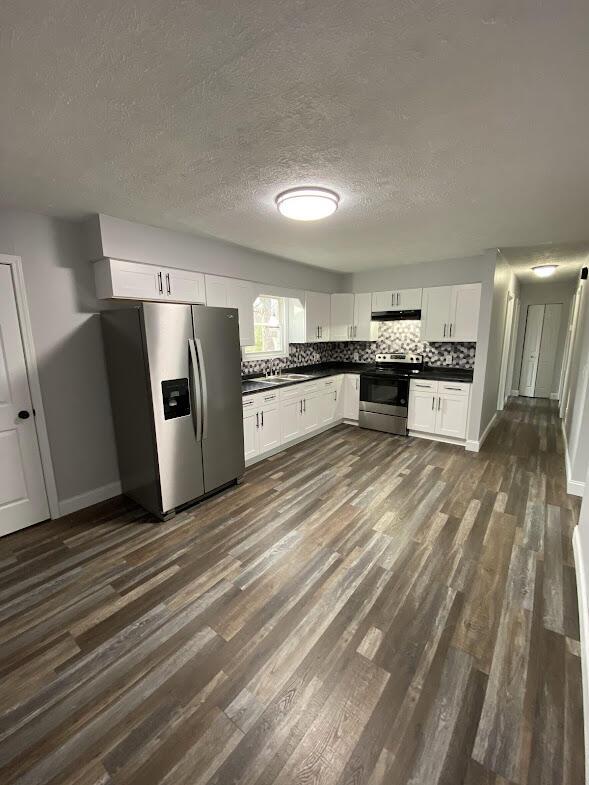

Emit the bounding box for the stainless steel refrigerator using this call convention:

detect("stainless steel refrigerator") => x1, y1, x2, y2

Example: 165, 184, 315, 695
101, 302, 244, 519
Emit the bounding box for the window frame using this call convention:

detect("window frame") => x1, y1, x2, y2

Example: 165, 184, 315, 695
243, 293, 289, 360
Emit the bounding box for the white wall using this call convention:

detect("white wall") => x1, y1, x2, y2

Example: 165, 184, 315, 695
345, 251, 498, 446
511, 280, 575, 396
478, 257, 515, 435
0, 209, 346, 513
563, 277, 589, 491
88, 214, 343, 293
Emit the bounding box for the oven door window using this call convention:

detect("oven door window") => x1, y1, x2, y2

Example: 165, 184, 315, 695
360, 376, 408, 407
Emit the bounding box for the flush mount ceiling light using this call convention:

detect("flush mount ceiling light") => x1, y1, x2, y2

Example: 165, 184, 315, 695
532, 264, 559, 278
275, 187, 339, 221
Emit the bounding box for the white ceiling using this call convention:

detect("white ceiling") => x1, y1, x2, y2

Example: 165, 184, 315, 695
500, 243, 588, 284
1, 0, 589, 272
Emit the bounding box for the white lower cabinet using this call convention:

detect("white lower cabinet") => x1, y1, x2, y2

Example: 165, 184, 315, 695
343, 374, 360, 421
280, 398, 303, 444
259, 403, 281, 451
242, 391, 281, 459
242, 402, 260, 461
243, 375, 346, 463
408, 379, 471, 441
302, 394, 321, 433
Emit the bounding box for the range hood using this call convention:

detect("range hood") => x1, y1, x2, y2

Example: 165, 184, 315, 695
371, 309, 422, 321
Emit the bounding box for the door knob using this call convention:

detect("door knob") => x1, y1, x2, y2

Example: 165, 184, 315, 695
18, 410, 30, 420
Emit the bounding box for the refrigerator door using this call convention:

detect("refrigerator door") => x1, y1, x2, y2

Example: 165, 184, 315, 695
191, 305, 245, 492
142, 302, 205, 513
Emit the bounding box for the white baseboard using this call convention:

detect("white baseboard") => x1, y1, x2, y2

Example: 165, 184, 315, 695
572, 526, 589, 785
562, 421, 585, 497
465, 412, 498, 453
409, 430, 467, 448
58, 480, 122, 517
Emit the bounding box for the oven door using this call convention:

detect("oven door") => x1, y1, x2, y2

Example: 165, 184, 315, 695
360, 374, 408, 417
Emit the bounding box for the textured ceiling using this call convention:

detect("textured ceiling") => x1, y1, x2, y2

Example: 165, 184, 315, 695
1, 0, 589, 272
500, 243, 588, 284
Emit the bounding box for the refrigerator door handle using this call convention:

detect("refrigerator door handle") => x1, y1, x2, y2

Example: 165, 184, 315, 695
188, 339, 203, 442
194, 337, 209, 439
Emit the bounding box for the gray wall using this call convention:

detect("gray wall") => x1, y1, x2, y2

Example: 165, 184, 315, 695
0, 209, 346, 511
88, 214, 343, 293
511, 281, 575, 396
0, 209, 119, 505
344, 251, 498, 445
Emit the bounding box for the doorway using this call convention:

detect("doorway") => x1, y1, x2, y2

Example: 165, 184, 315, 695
519, 303, 562, 398
0, 259, 55, 536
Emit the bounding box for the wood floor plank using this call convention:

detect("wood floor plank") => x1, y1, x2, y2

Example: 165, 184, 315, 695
0, 397, 581, 785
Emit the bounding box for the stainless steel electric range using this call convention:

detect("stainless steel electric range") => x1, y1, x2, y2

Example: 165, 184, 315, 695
359, 353, 423, 435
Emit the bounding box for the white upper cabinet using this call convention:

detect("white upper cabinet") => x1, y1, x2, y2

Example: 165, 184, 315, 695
166, 268, 207, 304
329, 292, 376, 341
205, 275, 255, 346
353, 292, 377, 340
372, 288, 422, 313
330, 294, 355, 341
450, 283, 481, 342
94, 258, 206, 304
290, 292, 331, 343
421, 286, 453, 341
421, 283, 481, 342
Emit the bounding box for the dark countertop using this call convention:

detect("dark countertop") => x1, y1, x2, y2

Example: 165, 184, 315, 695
242, 362, 473, 395
416, 366, 474, 383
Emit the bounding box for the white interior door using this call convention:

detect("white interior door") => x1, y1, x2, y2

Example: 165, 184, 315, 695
534, 304, 562, 399
519, 304, 545, 397
0, 264, 49, 536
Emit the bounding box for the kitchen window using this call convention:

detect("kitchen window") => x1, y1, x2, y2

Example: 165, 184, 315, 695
244, 294, 288, 359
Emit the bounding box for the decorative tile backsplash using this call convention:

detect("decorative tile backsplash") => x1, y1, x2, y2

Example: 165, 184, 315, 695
241, 320, 476, 375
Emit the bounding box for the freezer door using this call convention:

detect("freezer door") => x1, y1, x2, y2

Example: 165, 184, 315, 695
191, 305, 245, 491
141, 302, 205, 513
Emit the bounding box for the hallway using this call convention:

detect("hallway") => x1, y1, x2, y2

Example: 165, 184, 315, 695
0, 398, 583, 785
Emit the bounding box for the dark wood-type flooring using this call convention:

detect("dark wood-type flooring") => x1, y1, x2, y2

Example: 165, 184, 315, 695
0, 397, 583, 784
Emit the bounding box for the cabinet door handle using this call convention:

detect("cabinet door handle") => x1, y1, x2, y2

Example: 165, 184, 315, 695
166, 272, 171, 295
261, 410, 264, 427
443, 323, 447, 337
415, 383, 430, 388
396, 293, 400, 306
334, 391, 337, 401
299, 400, 303, 414
256, 412, 259, 428
303, 398, 306, 412
438, 397, 441, 410
158, 271, 163, 294
432, 396, 435, 409
445, 386, 462, 391
449, 323, 453, 337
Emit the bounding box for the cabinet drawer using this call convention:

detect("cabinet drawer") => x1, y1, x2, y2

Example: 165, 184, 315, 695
438, 381, 471, 395
259, 393, 279, 411
321, 375, 342, 389
280, 385, 303, 403
242, 395, 256, 408
411, 379, 438, 392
